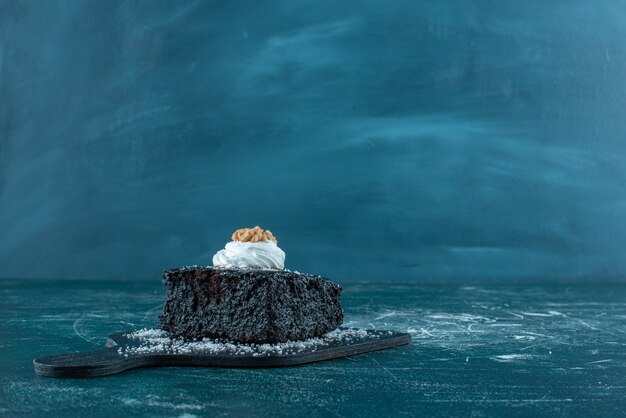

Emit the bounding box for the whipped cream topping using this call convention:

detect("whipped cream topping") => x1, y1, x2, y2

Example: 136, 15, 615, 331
212, 240, 285, 269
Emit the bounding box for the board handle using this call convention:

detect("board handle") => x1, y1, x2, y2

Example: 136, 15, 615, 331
33, 348, 143, 378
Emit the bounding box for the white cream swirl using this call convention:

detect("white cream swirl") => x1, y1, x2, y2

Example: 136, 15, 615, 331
212, 240, 285, 269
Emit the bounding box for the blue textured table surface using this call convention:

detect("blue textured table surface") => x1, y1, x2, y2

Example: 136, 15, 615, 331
1, 280, 625, 417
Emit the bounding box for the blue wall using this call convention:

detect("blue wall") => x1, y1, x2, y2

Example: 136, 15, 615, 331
1, 1, 626, 281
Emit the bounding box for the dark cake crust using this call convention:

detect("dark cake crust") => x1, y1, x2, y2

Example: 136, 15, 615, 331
159, 267, 343, 343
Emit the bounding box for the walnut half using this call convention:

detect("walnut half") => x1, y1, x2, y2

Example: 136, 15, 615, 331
231, 226, 277, 243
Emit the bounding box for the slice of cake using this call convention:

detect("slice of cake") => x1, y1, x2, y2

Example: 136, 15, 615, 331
159, 226, 343, 343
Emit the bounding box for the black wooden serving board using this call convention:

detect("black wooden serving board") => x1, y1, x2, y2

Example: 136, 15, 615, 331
33, 328, 411, 378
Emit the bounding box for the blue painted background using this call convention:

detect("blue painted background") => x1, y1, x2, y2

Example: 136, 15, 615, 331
1, 1, 626, 281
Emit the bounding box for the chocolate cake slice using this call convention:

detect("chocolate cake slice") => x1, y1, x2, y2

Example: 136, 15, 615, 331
159, 267, 343, 343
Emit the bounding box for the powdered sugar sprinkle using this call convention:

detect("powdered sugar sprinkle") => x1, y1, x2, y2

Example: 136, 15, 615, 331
117, 328, 389, 358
